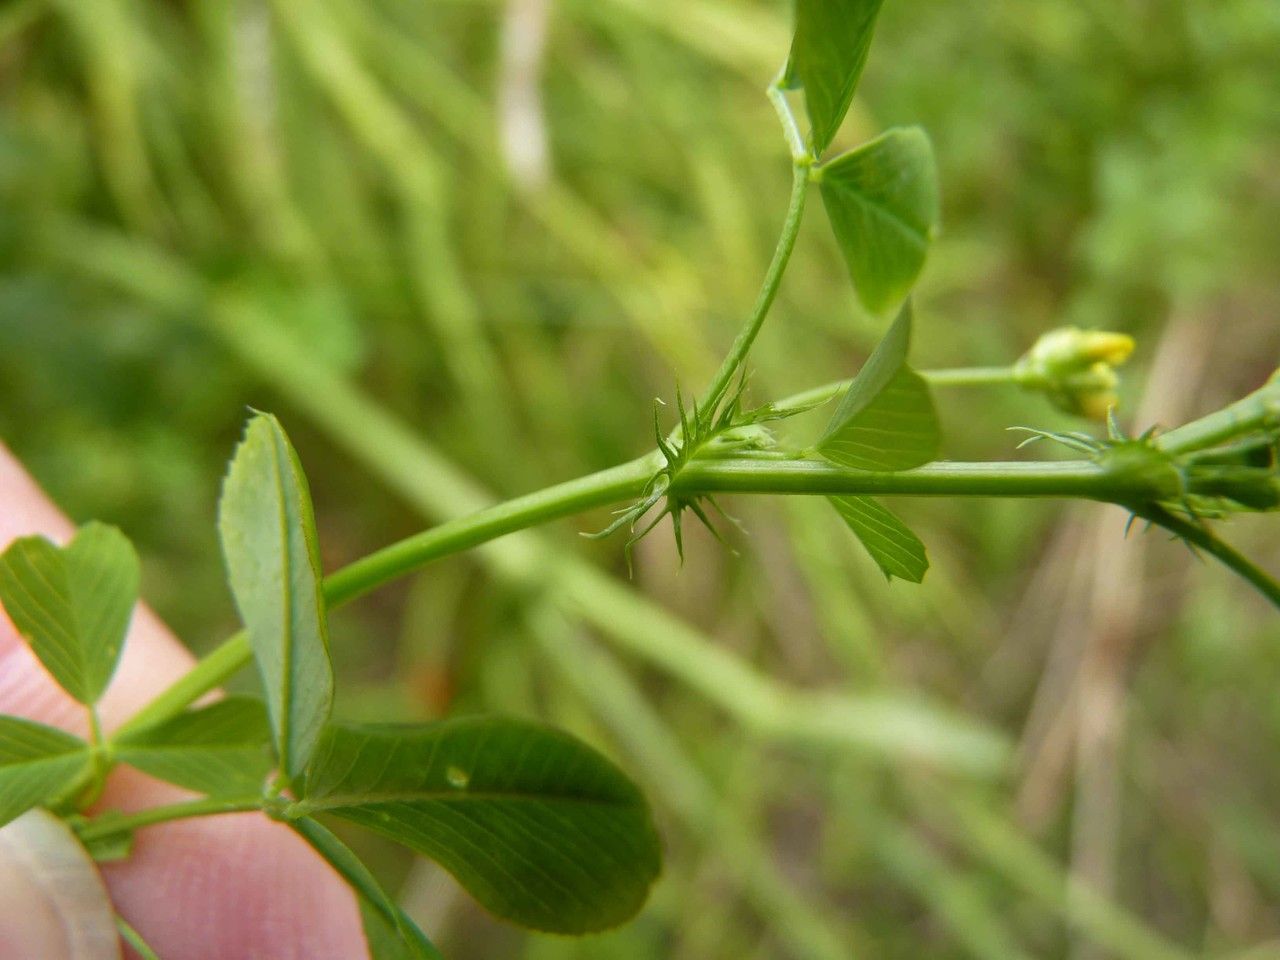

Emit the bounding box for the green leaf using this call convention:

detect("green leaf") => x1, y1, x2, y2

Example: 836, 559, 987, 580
0, 522, 139, 705
114, 697, 273, 796
818, 127, 939, 314
291, 817, 442, 960
219, 412, 333, 781
786, 0, 886, 155
818, 303, 940, 471
828, 496, 928, 582
0, 715, 91, 827
297, 717, 662, 934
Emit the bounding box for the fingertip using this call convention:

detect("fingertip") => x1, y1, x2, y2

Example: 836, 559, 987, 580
102, 808, 369, 960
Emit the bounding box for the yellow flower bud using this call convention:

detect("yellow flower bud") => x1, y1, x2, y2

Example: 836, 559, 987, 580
1014, 327, 1135, 421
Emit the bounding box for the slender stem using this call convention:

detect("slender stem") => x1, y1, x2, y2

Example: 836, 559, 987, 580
1155, 375, 1279, 456
116, 916, 162, 960
925, 366, 1020, 387
1132, 503, 1280, 609
75, 795, 264, 845
325, 454, 657, 606
773, 366, 1020, 415
671, 458, 1157, 500
768, 74, 809, 163
118, 447, 1253, 738
114, 630, 253, 739
699, 161, 810, 419
82, 707, 110, 807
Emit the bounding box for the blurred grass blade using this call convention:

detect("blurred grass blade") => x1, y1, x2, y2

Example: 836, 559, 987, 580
0, 716, 91, 827
785, 0, 886, 155
0, 522, 139, 706
296, 717, 662, 934
114, 697, 273, 796
829, 495, 928, 582
818, 126, 939, 313
818, 303, 940, 470
291, 817, 442, 960
786, 694, 1011, 774
218, 412, 333, 781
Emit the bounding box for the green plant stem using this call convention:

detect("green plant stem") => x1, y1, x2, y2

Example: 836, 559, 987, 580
768, 74, 809, 162
117, 446, 1253, 738
926, 366, 1021, 387
114, 630, 254, 739
699, 160, 810, 419
115, 916, 162, 960
673, 458, 1175, 500
774, 365, 1019, 415
75, 795, 263, 845
325, 455, 658, 606
1130, 503, 1280, 608
82, 707, 110, 807
1154, 374, 1279, 456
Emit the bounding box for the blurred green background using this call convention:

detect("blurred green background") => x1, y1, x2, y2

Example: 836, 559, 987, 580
2, 0, 1279, 957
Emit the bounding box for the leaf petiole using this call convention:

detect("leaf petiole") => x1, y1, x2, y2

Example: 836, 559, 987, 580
74, 795, 264, 849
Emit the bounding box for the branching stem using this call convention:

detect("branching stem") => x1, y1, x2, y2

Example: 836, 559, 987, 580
115, 437, 1278, 739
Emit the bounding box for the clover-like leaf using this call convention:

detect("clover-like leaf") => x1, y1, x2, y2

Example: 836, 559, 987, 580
829, 495, 928, 582
219, 413, 333, 781
0, 522, 139, 706
818, 303, 940, 471
0, 715, 91, 827
818, 127, 939, 314
295, 717, 662, 934
785, 0, 887, 155
114, 697, 273, 796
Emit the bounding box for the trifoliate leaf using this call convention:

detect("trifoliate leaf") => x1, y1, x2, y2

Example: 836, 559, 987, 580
219, 413, 333, 781
818, 127, 939, 314
0, 523, 139, 705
